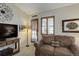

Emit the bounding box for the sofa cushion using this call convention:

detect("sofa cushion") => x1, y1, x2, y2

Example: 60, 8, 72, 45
42, 35, 55, 44
55, 35, 74, 47
54, 47, 74, 56
39, 45, 54, 56
51, 41, 60, 47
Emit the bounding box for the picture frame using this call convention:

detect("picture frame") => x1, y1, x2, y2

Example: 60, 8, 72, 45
19, 25, 26, 31
62, 18, 79, 33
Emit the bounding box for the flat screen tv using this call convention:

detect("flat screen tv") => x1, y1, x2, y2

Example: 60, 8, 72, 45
0, 23, 18, 40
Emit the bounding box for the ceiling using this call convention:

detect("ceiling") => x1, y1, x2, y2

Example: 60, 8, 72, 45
15, 3, 75, 16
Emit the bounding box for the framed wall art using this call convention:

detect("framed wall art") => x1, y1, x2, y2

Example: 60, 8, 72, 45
19, 25, 26, 31
0, 3, 14, 22
62, 18, 79, 33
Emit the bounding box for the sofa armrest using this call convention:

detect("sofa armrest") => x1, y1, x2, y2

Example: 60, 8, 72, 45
34, 40, 43, 48
70, 44, 79, 56
34, 40, 43, 56
34, 43, 39, 47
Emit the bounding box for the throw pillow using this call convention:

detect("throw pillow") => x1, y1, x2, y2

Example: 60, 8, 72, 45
51, 41, 60, 47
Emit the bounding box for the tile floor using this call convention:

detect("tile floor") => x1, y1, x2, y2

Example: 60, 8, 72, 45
14, 45, 35, 56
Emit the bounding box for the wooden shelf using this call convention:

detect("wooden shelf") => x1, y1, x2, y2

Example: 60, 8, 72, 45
0, 38, 20, 56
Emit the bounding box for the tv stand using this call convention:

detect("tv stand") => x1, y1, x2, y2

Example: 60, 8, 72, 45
0, 39, 6, 41
0, 38, 20, 56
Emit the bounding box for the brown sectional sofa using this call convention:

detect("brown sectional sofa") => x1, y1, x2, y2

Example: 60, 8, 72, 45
34, 35, 79, 56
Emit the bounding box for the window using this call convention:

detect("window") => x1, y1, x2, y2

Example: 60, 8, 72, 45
41, 16, 55, 35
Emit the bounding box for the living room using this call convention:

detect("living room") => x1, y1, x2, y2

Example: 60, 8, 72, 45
0, 3, 79, 56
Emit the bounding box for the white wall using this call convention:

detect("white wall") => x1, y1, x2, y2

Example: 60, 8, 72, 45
0, 4, 32, 48
38, 4, 79, 47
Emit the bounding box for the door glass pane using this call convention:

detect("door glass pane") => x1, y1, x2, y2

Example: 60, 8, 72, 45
42, 18, 47, 34
32, 30, 37, 41
48, 18, 53, 34
31, 20, 38, 42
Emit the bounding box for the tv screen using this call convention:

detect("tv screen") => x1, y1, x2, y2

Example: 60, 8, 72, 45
0, 23, 18, 39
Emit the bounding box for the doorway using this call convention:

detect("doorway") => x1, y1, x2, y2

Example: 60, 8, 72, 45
31, 19, 38, 43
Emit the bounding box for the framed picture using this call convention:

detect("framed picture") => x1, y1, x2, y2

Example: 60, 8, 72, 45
62, 18, 79, 33
19, 25, 26, 31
